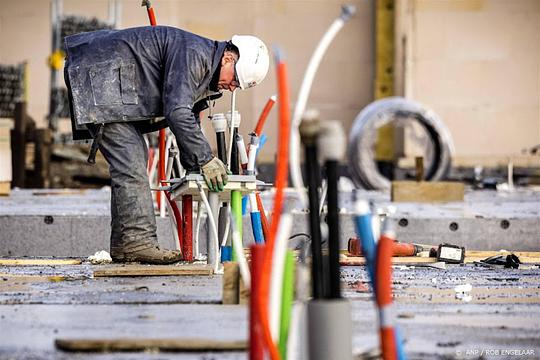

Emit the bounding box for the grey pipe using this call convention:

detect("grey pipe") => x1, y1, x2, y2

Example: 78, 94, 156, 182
307, 299, 352, 360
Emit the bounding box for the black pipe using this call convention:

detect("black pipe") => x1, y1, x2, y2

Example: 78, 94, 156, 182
216, 132, 227, 165
304, 142, 325, 299
325, 159, 341, 299
231, 128, 240, 175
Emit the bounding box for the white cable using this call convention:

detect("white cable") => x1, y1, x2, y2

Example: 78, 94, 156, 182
269, 213, 293, 343
160, 135, 174, 218
196, 181, 220, 273
227, 90, 237, 168
194, 201, 202, 259
229, 210, 251, 291
289, 5, 356, 208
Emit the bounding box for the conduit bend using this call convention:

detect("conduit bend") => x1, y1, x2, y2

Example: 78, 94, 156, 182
347, 97, 454, 190
289, 5, 356, 208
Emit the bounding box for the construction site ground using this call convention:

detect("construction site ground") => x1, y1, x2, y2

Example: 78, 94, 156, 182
0, 261, 539, 359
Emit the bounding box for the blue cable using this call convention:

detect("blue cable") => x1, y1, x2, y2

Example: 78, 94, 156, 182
250, 211, 265, 244
354, 214, 376, 285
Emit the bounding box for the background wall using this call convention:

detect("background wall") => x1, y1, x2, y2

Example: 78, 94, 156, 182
0, 0, 539, 165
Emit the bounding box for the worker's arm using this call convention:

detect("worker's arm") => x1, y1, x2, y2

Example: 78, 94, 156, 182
163, 46, 214, 171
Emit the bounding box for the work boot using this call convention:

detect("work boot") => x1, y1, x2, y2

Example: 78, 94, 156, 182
111, 245, 183, 264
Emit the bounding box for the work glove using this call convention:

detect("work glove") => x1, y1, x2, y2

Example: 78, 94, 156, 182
201, 157, 228, 192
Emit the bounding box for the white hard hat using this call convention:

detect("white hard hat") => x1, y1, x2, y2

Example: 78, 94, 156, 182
231, 35, 270, 90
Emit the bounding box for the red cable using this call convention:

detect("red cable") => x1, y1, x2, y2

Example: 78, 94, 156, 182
254, 96, 276, 137
376, 233, 398, 360
250, 244, 265, 359
255, 192, 270, 241
257, 58, 289, 360
182, 195, 193, 261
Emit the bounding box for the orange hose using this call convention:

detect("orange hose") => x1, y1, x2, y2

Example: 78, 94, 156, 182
257, 58, 289, 360
254, 96, 276, 137
376, 233, 397, 360
255, 192, 270, 241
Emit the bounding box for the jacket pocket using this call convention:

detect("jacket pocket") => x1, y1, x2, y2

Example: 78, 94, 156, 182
89, 59, 138, 106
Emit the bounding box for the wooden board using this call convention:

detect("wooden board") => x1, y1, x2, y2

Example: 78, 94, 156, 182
55, 338, 246, 352
222, 262, 240, 304
391, 181, 464, 202
0, 258, 82, 266
93, 264, 213, 277
340, 253, 540, 266
0, 181, 10, 196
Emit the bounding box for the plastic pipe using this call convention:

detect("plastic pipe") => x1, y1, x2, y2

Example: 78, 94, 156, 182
249, 193, 264, 244
208, 192, 220, 266
182, 195, 193, 262
236, 134, 249, 171
229, 209, 251, 290
376, 225, 398, 360
289, 5, 356, 208
231, 190, 243, 262
250, 244, 265, 360
212, 113, 228, 164
354, 199, 376, 285
269, 214, 293, 342
196, 181, 220, 273
299, 112, 324, 299
255, 192, 270, 241
279, 250, 295, 360
246, 133, 260, 175
194, 201, 202, 259
319, 120, 346, 299
258, 48, 291, 360
254, 95, 277, 136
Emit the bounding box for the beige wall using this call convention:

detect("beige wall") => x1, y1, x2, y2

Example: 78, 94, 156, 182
2, 0, 539, 164
0, 0, 373, 162
400, 0, 540, 160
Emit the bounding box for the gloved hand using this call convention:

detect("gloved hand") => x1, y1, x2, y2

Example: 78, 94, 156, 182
201, 157, 228, 191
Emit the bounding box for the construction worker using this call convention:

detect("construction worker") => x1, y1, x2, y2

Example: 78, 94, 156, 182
63, 26, 269, 264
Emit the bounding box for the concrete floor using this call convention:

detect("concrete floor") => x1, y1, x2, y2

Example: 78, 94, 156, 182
0, 263, 539, 360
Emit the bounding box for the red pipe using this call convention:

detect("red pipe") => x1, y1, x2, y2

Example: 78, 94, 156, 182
376, 232, 398, 360
254, 96, 276, 137
255, 192, 270, 241
250, 244, 265, 360
257, 55, 290, 360
182, 195, 193, 262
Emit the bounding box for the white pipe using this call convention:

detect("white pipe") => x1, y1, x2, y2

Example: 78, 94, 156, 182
269, 213, 293, 343
229, 210, 251, 291
246, 133, 259, 175
236, 134, 249, 168
221, 205, 231, 247
194, 201, 202, 259
196, 181, 220, 273
289, 5, 356, 208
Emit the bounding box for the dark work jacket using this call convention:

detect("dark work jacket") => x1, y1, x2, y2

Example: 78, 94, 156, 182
64, 25, 226, 170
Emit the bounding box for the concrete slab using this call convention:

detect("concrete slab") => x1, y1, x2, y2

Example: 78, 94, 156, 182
0, 263, 538, 359
1, 187, 539, 257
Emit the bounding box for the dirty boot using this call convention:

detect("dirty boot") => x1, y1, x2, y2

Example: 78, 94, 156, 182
111, 245, 183, 264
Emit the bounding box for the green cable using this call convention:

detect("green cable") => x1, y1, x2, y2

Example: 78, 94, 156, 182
230, 190, 242, 262
279, 250, 295, 359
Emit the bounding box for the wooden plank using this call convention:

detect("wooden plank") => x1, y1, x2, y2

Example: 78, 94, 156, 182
222, 262, 239, 304
93, 264, 213, 277
0, 181, 10, 196
0, 258, 82, 266
391, 181, 464, 202
55, 338, 247, 352
340, 254, 540, 266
